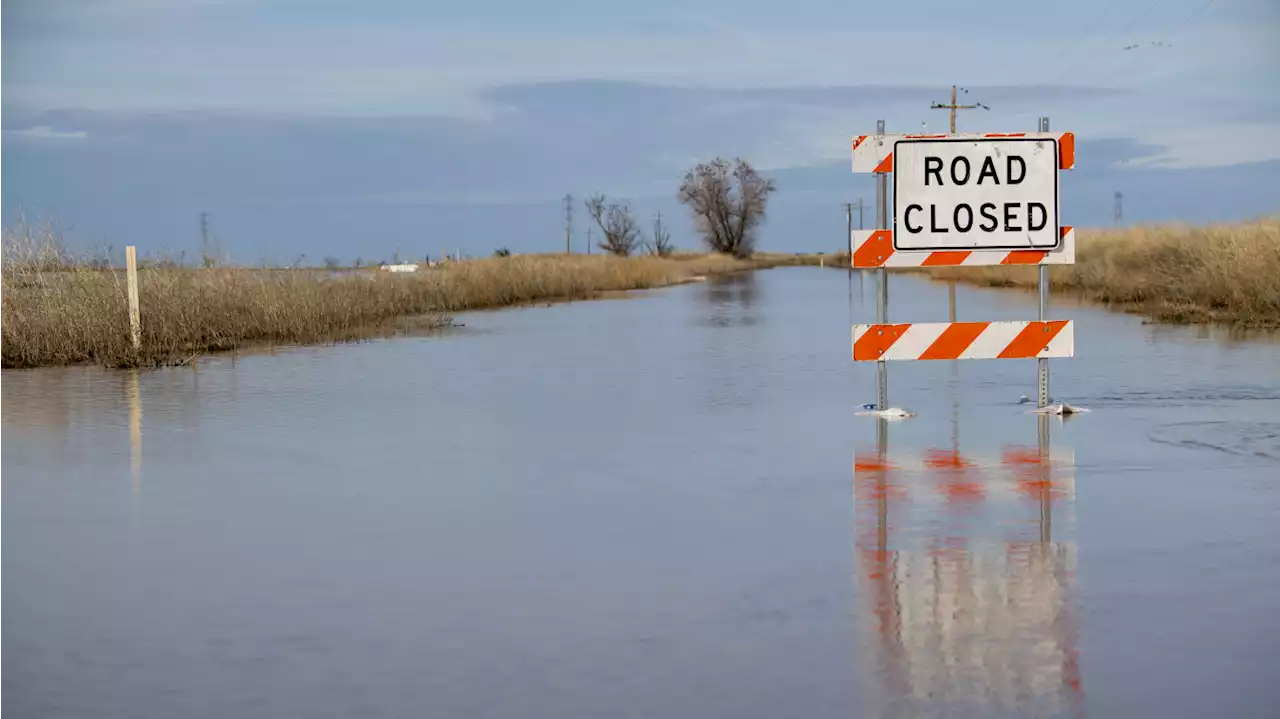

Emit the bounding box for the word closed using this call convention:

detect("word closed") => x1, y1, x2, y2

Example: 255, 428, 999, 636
893, 138, 1059, 252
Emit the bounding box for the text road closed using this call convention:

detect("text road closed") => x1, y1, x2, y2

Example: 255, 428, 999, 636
893, 138, 1059, 251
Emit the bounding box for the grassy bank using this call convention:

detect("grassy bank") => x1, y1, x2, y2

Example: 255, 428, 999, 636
929, 220, 1280, 327
1, 245, 804, 369
824, 220, 1280, 328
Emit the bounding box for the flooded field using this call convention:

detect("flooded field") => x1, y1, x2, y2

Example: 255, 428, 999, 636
5, 267, 1279, 718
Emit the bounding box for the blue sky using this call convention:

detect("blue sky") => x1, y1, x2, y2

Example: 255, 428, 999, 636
4, 0, 1279, 262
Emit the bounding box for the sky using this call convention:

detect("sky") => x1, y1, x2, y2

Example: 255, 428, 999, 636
3, 0, 1279, 263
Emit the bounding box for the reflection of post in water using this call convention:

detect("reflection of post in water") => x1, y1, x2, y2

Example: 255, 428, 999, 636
854, 417, 1082, 716
855, 417, 909, 696
875, 418, 889, 564
1038, 413, 1052, 544
949, 363, 960, 456
127, 369, 142, 496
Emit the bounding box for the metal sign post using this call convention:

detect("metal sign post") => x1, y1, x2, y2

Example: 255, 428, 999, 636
874, 120, 889, 412
1037, 117, 1052, 408
850, 125, 1076, 412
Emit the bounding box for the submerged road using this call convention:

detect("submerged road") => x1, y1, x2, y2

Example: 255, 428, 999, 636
4, 267, 1279, 718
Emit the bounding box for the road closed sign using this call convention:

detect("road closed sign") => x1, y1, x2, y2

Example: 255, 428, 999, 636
893, 137, 1060, 251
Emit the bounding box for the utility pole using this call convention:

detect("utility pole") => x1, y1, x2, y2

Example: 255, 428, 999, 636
587, 226, 593, 255
845, 203, 852, 261
843, 199, 865, 267
1114, 191, 1124, 226
931, 86, 989, 322
563, 194, 574, 254
844, 199, 865, 230
930, 84, 989, 133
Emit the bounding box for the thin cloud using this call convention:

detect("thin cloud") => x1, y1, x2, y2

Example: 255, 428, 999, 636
7, 125, 88, 140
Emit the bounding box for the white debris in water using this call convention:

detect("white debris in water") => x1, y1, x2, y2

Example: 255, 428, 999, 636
1029, 402, 1090, 416
855, 407, 917, 420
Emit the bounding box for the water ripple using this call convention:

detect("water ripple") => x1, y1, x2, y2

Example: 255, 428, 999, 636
1148, 421, 1280, 461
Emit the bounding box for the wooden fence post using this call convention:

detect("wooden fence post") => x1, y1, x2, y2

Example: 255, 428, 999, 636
126, 246, 141, 351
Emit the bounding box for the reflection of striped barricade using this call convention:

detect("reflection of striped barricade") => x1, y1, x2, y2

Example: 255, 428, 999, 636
853, 446, 1076, 504
853, 443, 1082, 714
854, 540, 1082, 715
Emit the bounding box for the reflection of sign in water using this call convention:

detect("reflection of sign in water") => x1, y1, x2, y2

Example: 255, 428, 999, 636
853, 444, 1081, 716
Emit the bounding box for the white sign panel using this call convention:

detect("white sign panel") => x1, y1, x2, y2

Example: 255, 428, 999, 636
893, 138, 1059, 252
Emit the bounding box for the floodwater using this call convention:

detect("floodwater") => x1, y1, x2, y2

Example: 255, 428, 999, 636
4, 268, 1279, 718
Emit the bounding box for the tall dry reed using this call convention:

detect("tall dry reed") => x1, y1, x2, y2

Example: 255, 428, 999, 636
923, 220, 1280, 326
819, 220, 1280, 327
2, 227, 796, 368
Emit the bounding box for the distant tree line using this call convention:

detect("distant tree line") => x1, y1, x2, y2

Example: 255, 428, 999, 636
583, 157, 776, 258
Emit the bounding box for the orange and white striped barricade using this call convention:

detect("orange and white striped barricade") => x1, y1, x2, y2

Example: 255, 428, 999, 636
852, 320, 1074, 362
851, 227, 1075, 269
850, 122, 1077, 407
851, 131, 1075, 174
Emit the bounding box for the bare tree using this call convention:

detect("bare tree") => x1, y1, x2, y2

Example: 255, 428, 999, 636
584, 194, 641, 257
677, 157, 776, 258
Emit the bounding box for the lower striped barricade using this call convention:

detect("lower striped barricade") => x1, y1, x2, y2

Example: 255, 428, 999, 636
853, 321, 1074, 362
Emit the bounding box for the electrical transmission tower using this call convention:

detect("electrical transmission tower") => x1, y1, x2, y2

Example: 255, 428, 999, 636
200, 212, 214, 267
563, 194, 574, 254
1114, 191, 1124, 226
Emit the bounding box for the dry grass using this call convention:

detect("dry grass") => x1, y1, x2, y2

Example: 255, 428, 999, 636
924, 220, 1280, 327
822, 220, 1280, 328
2, 229, 804, 368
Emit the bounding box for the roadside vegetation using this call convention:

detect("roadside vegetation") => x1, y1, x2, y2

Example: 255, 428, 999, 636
1, 225, 808, 369
925, 219, 1280, 327
3, 154, 792, 369
820, 219, 1280, 328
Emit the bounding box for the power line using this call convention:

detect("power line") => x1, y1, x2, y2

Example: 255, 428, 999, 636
1040, 0, 1126, 80
1107, 0, 1221, 84
1044, 0, 1167, 85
